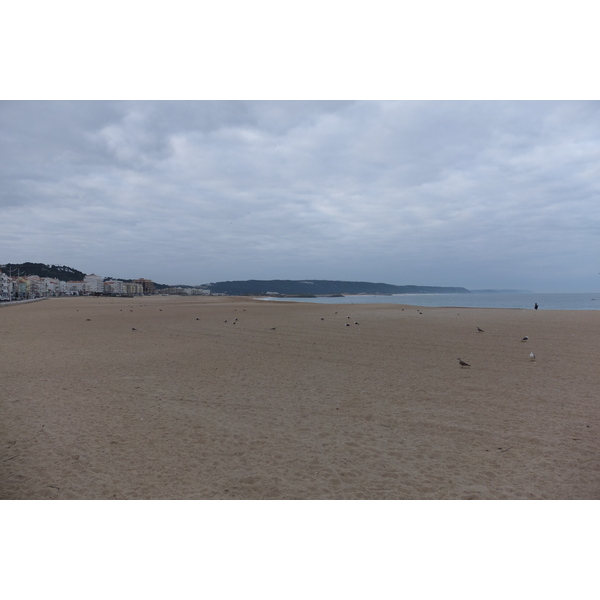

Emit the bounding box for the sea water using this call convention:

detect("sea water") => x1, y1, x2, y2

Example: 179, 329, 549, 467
260, 292, 600, 310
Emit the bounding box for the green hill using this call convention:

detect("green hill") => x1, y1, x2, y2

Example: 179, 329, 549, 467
206, 280, 470, 296
0, 262, 86, 281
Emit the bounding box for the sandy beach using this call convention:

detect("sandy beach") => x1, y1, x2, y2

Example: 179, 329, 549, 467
1, 295, 598, 499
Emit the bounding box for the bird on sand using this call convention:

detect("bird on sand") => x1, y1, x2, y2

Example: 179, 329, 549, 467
457, 358, 470, 367
530, 352, 536, 361
477, 327, 484, 332
132, 328, 137, 331
521, 336, 529, 342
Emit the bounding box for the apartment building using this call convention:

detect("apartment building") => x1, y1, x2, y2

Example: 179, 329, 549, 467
133, 278, 155, 294
122, 282, 144, 296
0, 271, 11, 301
65, 281, 86, 295
103, 280, 125, 295
84, 274, 104, 294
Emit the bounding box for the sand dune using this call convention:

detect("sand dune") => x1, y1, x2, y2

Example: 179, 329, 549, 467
1, 296, 598, 499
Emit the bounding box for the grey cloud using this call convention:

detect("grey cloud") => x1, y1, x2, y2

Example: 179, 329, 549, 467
1, 100, 599, 291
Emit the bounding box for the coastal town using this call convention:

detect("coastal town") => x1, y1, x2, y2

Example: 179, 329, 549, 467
0, 270, 209, 302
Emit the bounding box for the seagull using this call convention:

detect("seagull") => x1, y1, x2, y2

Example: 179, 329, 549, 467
320, 317, 324, 320
132, 328, 137, 331
354, 321, 359, 325
457, 358, 470, 367
477, 327, 484, 332
345, 323, 350, 327
521, 336, 529, 342
529, 352, 536, 361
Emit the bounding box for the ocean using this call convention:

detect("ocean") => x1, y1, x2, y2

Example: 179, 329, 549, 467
260, 292, 600, 311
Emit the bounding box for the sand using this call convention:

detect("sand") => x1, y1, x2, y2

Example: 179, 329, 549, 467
1, 295, 598, 499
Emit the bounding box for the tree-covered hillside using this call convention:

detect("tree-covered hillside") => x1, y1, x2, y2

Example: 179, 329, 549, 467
0, 262, 86, 281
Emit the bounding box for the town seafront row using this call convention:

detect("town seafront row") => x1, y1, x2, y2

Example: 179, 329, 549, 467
0, 270, 203, 300
1, 295, 598, 499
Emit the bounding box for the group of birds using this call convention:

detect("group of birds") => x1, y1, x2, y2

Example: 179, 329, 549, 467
457, 328, 536, 367
319, 312, 537, 368
124, 305, 537, 368
319, 315, 359, 326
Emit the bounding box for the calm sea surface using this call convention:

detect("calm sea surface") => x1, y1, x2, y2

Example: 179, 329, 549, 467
260, 292, 600, 310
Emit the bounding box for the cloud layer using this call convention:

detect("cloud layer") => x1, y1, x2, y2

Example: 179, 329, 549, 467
1, 100, 599, 291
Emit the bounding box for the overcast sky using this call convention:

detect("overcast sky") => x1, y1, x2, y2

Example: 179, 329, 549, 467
1, 100, 599, 292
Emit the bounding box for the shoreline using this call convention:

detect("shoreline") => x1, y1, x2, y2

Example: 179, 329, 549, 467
258, 291, 599, 311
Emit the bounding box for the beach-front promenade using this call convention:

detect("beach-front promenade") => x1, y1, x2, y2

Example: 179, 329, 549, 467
1, 295, 598, 499
0, 298, 49, 308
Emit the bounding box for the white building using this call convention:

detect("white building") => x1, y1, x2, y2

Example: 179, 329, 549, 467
25, 275, 43, 298
84, 274, 104, 294
34, 277, 60, 296
45, 278, 60, 296
65, 281, 86, 295
104, 280, 125, 295
0, 272, 11, 301
123, 282, 143, 296
25, 275, 59, 297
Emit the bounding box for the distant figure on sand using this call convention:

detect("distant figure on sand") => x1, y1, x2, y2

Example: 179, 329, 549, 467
534, 303, 538, 310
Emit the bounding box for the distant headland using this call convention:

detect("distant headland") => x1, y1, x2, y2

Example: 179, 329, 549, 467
206, 280, 471, 296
